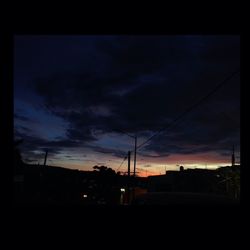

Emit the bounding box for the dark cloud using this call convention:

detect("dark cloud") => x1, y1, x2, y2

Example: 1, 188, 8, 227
139, 153, 171, 158
14, 129, 81, 160
15, 125, 32, 133
87, 145, 127, 158
141, 120, 240, 157
143, 164, 152, 168
24, 158, 37, 163
15, 36, 240, 162
66, 127, 96, 142
14, 113, 31, 122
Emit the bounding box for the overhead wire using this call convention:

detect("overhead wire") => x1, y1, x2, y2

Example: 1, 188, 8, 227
136, 69, 240, 151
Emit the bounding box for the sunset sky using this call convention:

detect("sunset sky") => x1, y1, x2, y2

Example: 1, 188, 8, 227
14, 35, 240, 176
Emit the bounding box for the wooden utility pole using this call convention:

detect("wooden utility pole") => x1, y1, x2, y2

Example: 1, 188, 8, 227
133, 135, 137, 177
128, 151, 131, 178
132, 136, 137, 201
127, 151, 131, 204
43, 149, 48, 166
232, 145, 235, 167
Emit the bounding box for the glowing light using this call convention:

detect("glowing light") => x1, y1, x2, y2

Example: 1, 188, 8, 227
120, 188, 125, 192
83, 194, 88, 198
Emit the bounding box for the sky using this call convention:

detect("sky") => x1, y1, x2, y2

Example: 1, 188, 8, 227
14, 35, 240, 176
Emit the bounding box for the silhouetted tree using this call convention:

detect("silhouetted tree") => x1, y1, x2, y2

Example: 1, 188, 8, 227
93, 165, 108, 172
93, 165, 116, 175
91, 165, 119, 204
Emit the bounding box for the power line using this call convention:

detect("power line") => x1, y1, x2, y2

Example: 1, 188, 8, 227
113, 128, 136, 139
116, 155, 127, 172
137, 69, 240, 151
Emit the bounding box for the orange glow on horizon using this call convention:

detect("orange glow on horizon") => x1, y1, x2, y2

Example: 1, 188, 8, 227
47, 150, 239, 178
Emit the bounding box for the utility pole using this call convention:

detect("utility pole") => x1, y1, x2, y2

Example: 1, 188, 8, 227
115, 129, 137, 203
43, 149, 48, 166
232, 145, 235, 167
115, 129, 137, 176
132, 135, 137, 202
127, 151, 131, 204
133, 135, 137, 177
128, 151, 131, 177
